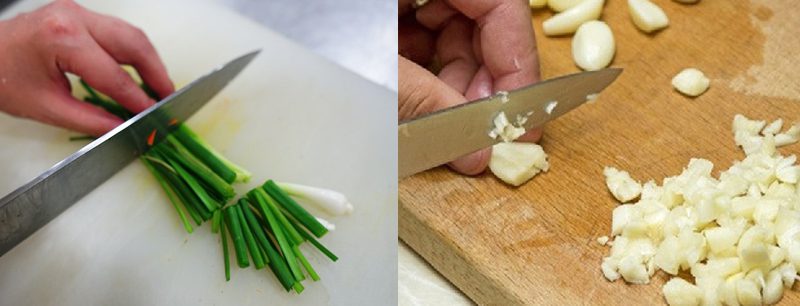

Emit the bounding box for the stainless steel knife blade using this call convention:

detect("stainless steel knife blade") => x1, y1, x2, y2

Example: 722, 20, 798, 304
399, 68, 622, 178
0, 50, 260, 256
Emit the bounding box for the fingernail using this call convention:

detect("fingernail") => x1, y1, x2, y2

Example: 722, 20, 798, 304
448, 148, 490, 175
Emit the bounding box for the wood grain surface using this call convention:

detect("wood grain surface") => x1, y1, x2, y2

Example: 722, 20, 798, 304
399, 0, 800, 304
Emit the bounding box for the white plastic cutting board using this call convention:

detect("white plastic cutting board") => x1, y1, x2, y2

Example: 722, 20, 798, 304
0, 0, 397, 305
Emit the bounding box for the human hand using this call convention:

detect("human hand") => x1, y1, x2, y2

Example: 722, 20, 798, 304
0, 0, 174, 137
399, 0, 543, 175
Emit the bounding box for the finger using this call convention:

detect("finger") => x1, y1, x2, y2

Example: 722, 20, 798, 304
84, 14, 174, 99
465, 65, 493, 100
399, 0, 415, 16
436, 16, 478, 94
399, 14, 435, 66
37, 92, 124, 137
57, 39, 156, 114
416, 0, 459, 30
399, 56, 489, 175
447, 0, 541, 91
399, 56, 466, 120
448, 148, 490, 176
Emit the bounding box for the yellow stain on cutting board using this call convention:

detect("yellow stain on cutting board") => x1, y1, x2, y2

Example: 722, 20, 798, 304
728, 0, 800, 100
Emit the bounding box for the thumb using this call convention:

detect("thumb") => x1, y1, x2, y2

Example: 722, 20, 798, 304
398, 56, 490, 175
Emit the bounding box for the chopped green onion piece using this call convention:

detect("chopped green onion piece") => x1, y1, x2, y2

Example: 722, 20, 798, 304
223, 206, 249, 268
172, 124, 239, 183
141, 156, 193, 233
293, 245, 320, 281
211, 210, 222, 233
285, 209, 338, 262
250, 189, 305, 282
235, 202, 266, 270
293, 281, 304, 294
157, 146, 220, 212
165, 136, 235, 200
263, 180, 328, 238
221, 220, 231, 281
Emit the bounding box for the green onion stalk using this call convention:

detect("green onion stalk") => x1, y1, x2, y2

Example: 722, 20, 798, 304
79, 80, 349, 294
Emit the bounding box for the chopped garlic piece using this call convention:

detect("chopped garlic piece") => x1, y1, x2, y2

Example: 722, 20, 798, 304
496, 91, 509, 103
489, 111, 526, 142
542, 0, 604, 36
529, 0, 547, 8
545, 101, 559, 114
572, 21, 615, 71
672, 68, 710, 97
604, 167, 642, 203
586, 93, 599, 102
736, 279, 761, 306
489, 143, 549, 186
599, 114, 800, 305
628, 0, 669, 33
762, 119, 783, 136
662, 278, 702, 306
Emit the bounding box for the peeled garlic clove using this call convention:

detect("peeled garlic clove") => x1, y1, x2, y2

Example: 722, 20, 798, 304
572, 21, 615, 71
628, 0, 669, 33
662, 278, 702, 306
529, 0, 548, 8
542, 0, 604, 36
672, 68, 710, 97
547, 0, 584, 12
489, 142, 549, 186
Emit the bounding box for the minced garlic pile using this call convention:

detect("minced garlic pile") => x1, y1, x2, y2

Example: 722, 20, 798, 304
601, 114, 800, 306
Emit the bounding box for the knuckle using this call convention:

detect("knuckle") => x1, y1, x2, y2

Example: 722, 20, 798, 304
39, 13, 79, 39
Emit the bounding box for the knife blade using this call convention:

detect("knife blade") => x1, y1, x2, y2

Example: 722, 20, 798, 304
399, 68, 622, 178
0, 50, 260, 256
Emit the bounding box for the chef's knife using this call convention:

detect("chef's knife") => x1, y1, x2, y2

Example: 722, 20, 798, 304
399, 68, 622, 178
0, 50, 260, 256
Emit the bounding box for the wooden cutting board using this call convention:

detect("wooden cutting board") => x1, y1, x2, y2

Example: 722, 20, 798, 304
0, 0, 396, 305
399, 0, 800, 304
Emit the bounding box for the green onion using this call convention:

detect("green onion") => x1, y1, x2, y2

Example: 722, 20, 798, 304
223, 206, 249, 268
157, 146, 220, 212
78, 80, 349, 295
235, 201, 266, 270
278, 182, 353, 216
221, 219, 231, 281
263, 180, 328, 238
250, 189, 305, 282
293, 245, 319, 281
164, 136, 235, 200
211, 210, 222, 233
172, 124, 242, 183
140, 156, 193, 233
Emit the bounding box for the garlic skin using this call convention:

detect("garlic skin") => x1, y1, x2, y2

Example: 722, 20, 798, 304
628, 0, 669, 33
572, 21, 615, 71
529, 0, 548, 9
672, 68, 710, 97
489, 143, 549, 186
600, 115, 800, 306
542, 0, 604, 36
547, 0, 584, 12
